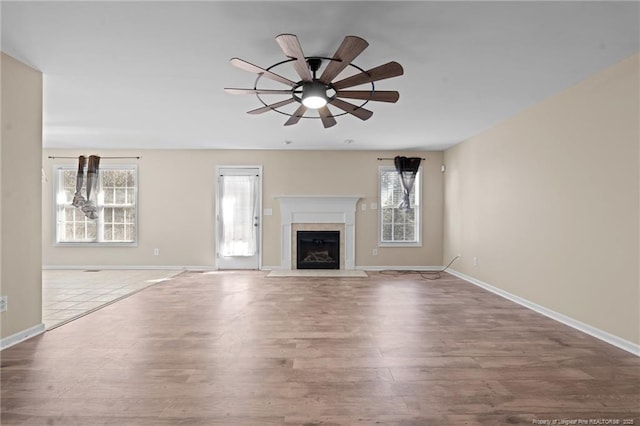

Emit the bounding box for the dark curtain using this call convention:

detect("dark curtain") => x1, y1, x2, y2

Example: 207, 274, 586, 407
71, 156, 86, 208
81, 155, 101, 220
394, 156, 421, 209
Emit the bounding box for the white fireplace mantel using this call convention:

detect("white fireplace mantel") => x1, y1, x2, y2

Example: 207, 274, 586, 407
275, 196, 360, 270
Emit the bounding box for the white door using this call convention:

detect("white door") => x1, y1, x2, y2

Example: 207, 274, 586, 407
216, 167, 262, 269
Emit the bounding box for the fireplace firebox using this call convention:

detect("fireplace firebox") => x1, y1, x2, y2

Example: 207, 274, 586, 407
296, 231, 340, 269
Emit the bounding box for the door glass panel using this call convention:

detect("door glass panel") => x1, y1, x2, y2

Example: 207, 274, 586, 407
220, 175, 258, 257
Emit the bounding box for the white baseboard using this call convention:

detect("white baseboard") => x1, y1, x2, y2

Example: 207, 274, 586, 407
182, 266, 216, 272
42, 265, 214, 271
43, 265, 447, 273
263, 266, 444, 272
261, 266, 281, 271
357, 265, 444, 271
1, 323, 45, 350
447, 269, 640, 357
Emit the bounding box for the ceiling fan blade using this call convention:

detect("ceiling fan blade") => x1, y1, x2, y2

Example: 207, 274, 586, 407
224, 88, 293, 95
230, 58, 296, 87
332, 61, 404, 90
318, 106, 337, 128
319, 36, 369, 84
329, 98, 373, 121
247, 98, 296, 115
275, 34, 312, 82
284, 104, 307, 126
336, 90, 399, 103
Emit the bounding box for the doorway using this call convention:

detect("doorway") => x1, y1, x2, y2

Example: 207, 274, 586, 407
216, 166, 262, 269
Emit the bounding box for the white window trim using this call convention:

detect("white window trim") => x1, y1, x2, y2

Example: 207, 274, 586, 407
378, 165, 422, 248
52, 163, 139, 247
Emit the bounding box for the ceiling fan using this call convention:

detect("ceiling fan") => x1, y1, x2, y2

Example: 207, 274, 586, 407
224, 34, 404, 128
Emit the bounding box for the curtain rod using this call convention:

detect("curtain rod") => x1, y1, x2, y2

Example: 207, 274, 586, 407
377, 157, 426, 160
48, 156, 141, 160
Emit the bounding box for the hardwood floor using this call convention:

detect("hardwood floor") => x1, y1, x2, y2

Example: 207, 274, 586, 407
2, 271, 639, 425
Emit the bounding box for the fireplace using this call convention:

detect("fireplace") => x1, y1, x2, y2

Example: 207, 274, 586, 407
296, 231, 340, 269
275, 196, 359, 270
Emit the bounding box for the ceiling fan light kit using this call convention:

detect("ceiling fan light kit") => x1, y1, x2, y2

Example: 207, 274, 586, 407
301, 87, 328, 109
224, 34, 404, 128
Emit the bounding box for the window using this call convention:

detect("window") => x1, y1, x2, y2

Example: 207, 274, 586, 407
379, 166, 421, 246
55, 165, 137, 245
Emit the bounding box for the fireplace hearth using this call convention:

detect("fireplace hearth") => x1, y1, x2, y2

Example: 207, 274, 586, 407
296, 231, 340, 270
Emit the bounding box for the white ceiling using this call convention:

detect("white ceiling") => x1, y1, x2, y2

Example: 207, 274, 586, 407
2, 1, 638, 151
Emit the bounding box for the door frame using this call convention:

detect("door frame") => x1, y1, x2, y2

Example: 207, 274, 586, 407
215, 165, 263, 270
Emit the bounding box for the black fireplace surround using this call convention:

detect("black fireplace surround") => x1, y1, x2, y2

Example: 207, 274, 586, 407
296, 230, 340, 270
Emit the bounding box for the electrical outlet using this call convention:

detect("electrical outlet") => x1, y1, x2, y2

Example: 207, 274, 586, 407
153, 248, 160, 256
372, 248, 378, 256
473, 256, 478, 267
0, 296, 7, 313
361, 203, 367, 211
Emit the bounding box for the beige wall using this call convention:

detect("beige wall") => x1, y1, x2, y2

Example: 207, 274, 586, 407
444, 54, 640, 345
1, 53, 43, 339
43, 150, 444, 269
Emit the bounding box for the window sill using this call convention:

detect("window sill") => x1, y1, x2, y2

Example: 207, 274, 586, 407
378, 241, 422, 248
54, 242, 138, 247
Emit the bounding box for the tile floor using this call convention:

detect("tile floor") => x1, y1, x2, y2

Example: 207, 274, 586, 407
42, 269, 182, 329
